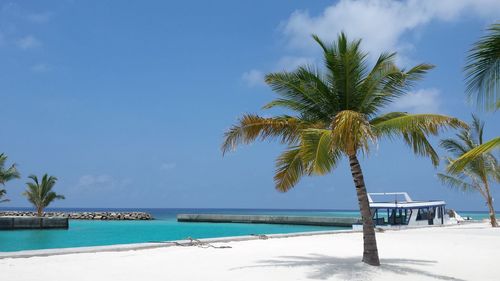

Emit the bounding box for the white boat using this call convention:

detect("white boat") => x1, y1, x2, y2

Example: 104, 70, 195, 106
353, 192, 455, 230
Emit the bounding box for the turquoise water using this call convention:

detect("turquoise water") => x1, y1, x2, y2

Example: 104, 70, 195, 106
0, 208, 352, 252
0, 208, 494, 252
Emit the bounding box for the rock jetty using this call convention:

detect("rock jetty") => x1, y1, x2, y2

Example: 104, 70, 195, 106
0, 211, 153, 220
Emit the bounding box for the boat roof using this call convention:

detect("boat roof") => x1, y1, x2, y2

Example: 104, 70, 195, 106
367, 192, 446, 209
370, 201, 446, 208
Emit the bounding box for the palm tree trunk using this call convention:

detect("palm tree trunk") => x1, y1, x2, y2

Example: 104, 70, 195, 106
349, 154, 380, 266
484, 182, 498, 227
37, 206, 43, 217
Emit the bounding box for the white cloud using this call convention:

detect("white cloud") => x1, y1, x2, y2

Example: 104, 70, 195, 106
77, 174, 113, 187
391, 88, 441, 113
242, 0, 499, 89
242, 69, 265, 87
17, 35, 41, 49
74, 174, 131, 191
160, 162, 177, 171
281, 0, 500, 60
276, 56, 316, 71
243, 0, 500, 91
31, 63, 51, 73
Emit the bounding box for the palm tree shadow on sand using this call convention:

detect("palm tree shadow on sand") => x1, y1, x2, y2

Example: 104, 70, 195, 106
232, 254, 464, 281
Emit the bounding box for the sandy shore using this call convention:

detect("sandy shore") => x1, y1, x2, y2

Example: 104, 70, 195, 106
1, 223, 498, 281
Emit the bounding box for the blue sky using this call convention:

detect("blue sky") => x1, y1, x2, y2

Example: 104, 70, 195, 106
0, 0, 499, 210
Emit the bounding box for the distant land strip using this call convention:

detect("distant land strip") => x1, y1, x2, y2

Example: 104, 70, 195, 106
0, 211, 153, 220
177, 214, 360, 227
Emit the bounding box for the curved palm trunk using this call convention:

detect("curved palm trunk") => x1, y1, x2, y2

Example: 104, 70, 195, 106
349, 154, 380, 266
484, 182, 498, 227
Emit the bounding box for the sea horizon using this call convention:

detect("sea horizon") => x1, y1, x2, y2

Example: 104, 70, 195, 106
1, 206, 494, 213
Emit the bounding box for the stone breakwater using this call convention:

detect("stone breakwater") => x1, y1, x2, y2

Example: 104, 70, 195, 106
0, 211, 153, 220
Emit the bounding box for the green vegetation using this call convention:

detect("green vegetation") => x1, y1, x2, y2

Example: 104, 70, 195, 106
450, 23, 500, 173
0, 153, 21, 203
222, 33, 465, 266
448, 137, 500, 173
465, 23, 500, 111
438, 116, 500, 227
23, 174, 65, 216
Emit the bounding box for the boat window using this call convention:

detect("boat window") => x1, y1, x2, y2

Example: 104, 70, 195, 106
405, 209, 412, 224
400, 209, 410, 225
389, 208, 406, 225
438, 206, 443, 219
429, 207, 436, 220
373, 208, 389, 225
416, 208, 429, 221
373, 208, 410, 225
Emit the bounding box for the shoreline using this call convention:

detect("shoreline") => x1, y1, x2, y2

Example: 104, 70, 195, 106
0, 222, 476, 259
0, 228, 357, 259
0, 222, 497, 281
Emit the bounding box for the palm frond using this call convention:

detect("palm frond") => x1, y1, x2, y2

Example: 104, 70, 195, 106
403, 63, 436, 88
440, 138, 469, 158
332, 110, 375, 155
369, 112, 407, 125
0, 153, 20, 185
221, 115, 305, 154
359, 63, 434, 116
470, 114, 484, 144
372, 113, 466, 166
358, 53, 399, 113
300, 129, 341, 175
274, 146, 307, 192
465, 23, 500, 111
331, 34, 367, 111
264, 67, 334, 120
448, 136, 500, 173
437, 173, 478, 193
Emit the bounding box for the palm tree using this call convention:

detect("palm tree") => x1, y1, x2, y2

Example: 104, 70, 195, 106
0, 153, 21, 203
438, 116, 499, 227
450, 23, 500, 172
23, 174, 65, 216
222, 33, 465, 266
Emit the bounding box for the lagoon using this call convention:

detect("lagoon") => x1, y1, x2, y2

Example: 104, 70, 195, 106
0, 208, 492, 252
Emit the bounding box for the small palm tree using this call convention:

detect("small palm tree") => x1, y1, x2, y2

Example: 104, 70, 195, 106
0, 153, 21, 203
450, 23, 500, 172
438, 116, 500, 227
23, 174, 65, 216
222, 33, 465, 266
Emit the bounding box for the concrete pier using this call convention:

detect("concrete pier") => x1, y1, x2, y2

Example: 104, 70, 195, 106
0, 217, 69, 230
177, 214, 360, 227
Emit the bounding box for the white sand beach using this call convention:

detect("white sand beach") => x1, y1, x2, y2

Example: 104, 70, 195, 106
1, 223, 498, 281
